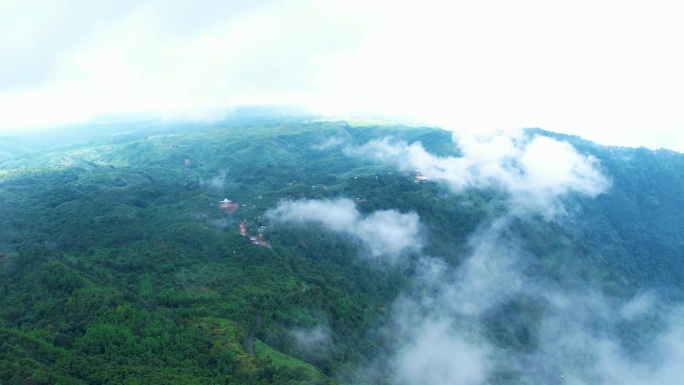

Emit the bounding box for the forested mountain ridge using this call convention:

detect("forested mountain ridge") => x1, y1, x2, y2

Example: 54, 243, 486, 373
1, 117, 683, 384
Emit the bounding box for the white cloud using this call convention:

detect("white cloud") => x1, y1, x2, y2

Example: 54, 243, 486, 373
199, 171, 229, 190
0, 0, 361, 130
356, 210, 423, 259
348, 131, 610, 218
446, 218, 527, 316
2, 0, 683, 150
293, 324, 331, 352
533, 292, 684, 385
345, 130, 679, 383
311, 137, 346, 151
620, 291, 657, 321
268, 198, 359, 233
311, 1, 684, 151
266, 198, 422, 262
394, 320, 488, 385
388, 215, 684, 385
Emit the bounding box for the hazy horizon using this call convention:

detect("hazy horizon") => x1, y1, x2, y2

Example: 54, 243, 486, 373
2, 0, 683, 151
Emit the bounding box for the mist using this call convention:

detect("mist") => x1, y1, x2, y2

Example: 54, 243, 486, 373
199, 170, 230, 190
266, 198, 422, 263
346, 131, 682, 384
292, 324, 332, 353
347, 131, 610, 218
388, 218, 684, 384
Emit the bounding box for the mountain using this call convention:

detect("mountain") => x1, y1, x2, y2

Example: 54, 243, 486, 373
1, 114, 683, 384
0, 136, 38, 163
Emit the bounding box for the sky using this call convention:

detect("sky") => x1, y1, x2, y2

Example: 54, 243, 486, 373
1, 0, 683, 151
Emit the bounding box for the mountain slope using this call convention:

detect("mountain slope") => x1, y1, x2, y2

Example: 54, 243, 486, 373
1, 118, 683, 384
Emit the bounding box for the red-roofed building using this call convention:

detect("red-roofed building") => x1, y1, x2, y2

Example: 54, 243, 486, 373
219, 198, 238, 212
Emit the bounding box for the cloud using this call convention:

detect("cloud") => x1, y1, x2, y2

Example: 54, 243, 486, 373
532, 293, 684, 385
2, 1, 683, 150
0, 0, 279, 91
380, 219, 521, 384
348, 131, 610, 218
620, 291, 657, 321
199, 171, 229, 190
342, 133, 683, 384
266, 198, 422, 262
0, 0, 140, 90
443, 217, 527, 316
0, 0, 363, 130
393, 320, 489, 385
311, 137, 346, 151
293, 324, 331, 352
386, 215, 684, 385
310, 1, 684, 151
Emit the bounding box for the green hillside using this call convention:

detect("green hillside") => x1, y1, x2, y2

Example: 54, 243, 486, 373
1, 117, 683, 384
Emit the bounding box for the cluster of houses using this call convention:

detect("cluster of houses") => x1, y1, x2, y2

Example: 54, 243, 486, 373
237, 219, 268, 247
219, 198, 238, 212
217, 169, 429, 247
248, 226, 268, 247
220, 199, 268, 247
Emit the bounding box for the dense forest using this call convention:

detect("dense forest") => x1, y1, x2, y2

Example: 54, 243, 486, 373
1, 114, 683, 384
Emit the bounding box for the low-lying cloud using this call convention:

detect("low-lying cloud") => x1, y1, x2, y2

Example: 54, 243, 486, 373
266, 198, 422, 263
342, 131, 683, 384
311, 136, 346, 151
394, 320, 489, 385
199, 170, 229, 189
388, 217, 684, 385
292, 324, 331, 352
347, 131, 610, 217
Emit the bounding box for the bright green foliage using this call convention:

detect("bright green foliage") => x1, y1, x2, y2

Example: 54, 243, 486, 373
1, 119, 683, 384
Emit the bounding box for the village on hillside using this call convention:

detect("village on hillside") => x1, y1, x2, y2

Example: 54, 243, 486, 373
215, 170, 429, 248
219, 198, 269, 247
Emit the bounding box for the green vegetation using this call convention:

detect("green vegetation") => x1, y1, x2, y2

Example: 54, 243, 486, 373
1, 119, 683, 384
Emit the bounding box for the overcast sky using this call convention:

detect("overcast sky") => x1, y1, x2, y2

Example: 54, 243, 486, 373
1, 0, 683, 150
